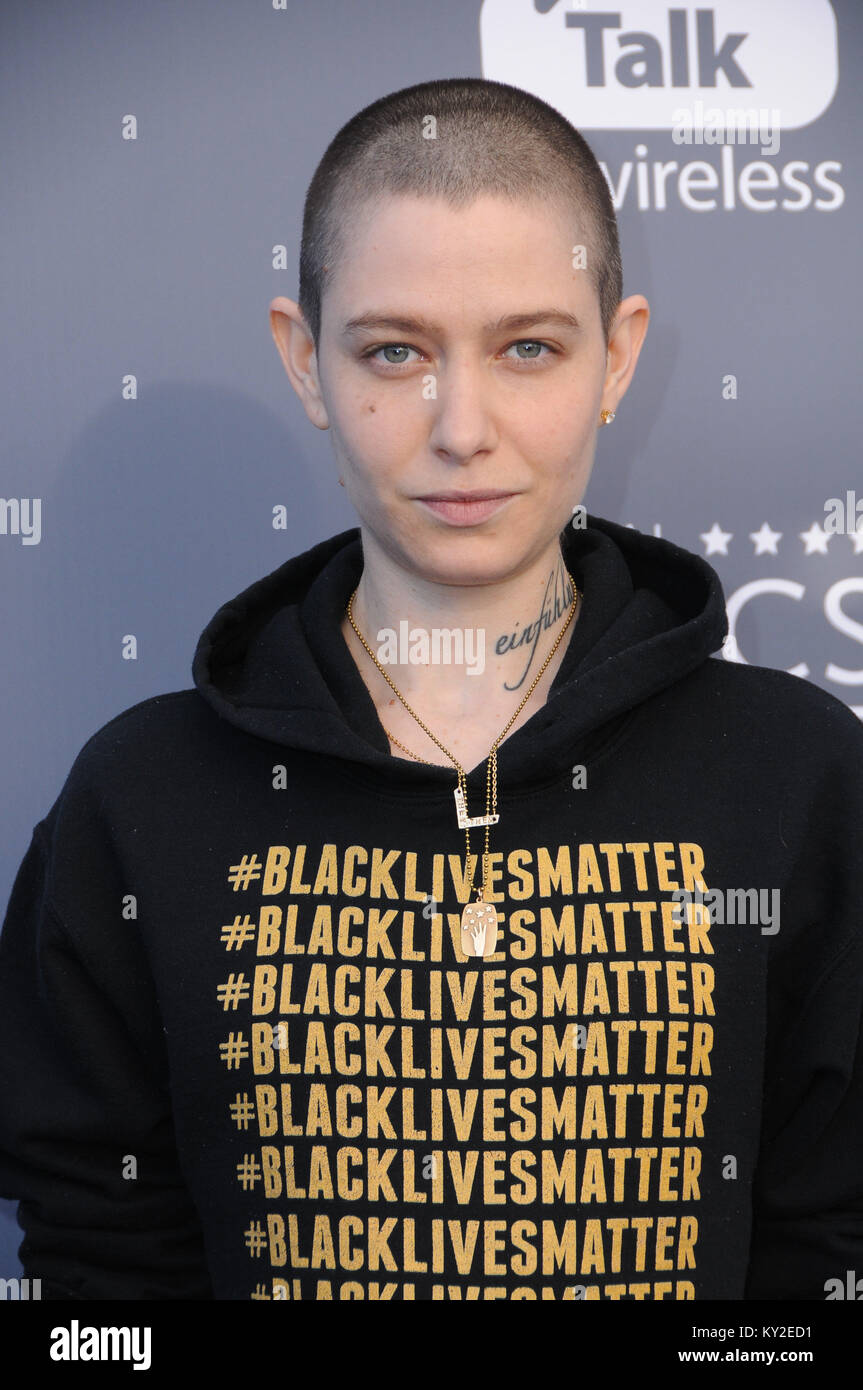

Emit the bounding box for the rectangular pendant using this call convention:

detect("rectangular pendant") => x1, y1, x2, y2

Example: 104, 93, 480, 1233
460, 900, 499, 959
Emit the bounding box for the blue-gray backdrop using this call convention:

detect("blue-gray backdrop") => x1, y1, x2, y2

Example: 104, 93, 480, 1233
1, 0, 860, 1282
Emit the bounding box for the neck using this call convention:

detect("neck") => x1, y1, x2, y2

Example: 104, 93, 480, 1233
342, 534, 579, 718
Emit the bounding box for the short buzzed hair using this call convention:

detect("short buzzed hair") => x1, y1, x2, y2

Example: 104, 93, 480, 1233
298, 77, 623, 351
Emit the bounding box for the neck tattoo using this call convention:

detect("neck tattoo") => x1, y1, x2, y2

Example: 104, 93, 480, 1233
494, 556, 576, 691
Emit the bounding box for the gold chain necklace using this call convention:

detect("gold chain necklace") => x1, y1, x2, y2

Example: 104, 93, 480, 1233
345, 571, 579, 959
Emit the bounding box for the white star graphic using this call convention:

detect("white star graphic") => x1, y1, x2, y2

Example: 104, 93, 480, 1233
700, 523, 733, 555
750, 522, 782, 555
799, 522, 832, 554
851, 525, 863, 555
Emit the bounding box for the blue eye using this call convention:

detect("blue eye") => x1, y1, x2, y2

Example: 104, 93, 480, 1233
364, 344, 419, 367
361, 339, 558, 370
380, 345, 416, 365
505, 340, 554, 363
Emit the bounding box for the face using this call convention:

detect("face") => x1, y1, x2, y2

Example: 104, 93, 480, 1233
271, 192, 648, 588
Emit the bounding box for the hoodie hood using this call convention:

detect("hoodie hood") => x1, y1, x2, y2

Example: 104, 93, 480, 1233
191, 513, 728, 789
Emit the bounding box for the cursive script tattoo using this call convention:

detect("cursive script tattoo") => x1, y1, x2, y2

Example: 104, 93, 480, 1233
495, 554, 575, 691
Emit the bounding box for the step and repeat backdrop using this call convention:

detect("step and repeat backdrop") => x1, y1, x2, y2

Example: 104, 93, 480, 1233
1, 0, 859, 1280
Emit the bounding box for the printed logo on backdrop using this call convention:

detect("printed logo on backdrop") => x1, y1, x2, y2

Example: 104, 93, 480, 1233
628, 522, 863, 723
480, 1, 842, 211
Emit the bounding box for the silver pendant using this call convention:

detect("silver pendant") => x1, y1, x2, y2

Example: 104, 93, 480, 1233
454, 784, 500, 829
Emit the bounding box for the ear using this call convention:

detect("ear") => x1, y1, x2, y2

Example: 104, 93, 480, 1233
268, 296, 329, 430
599, 294, 650, 417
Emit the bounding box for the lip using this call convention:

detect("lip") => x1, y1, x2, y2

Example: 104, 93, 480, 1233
416, 492, 518, 526
417, 490, 516, 501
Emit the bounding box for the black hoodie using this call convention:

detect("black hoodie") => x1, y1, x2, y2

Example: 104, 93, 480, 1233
1, 513, 862, 1301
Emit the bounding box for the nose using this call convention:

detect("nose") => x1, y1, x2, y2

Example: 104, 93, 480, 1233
424, 355, 499, 464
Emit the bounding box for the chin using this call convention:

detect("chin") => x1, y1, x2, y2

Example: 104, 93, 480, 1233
407, 539, 537, 587
366, 506, 548, 580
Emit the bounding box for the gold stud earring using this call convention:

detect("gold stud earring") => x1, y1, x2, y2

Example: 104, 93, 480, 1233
338, 477, 345, 487
600, 409, 616, 426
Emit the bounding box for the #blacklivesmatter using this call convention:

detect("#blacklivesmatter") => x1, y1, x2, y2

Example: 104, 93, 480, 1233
248, 840, 710, 909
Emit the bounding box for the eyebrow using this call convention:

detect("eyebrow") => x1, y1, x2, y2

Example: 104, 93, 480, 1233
341, 309, 583, 339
